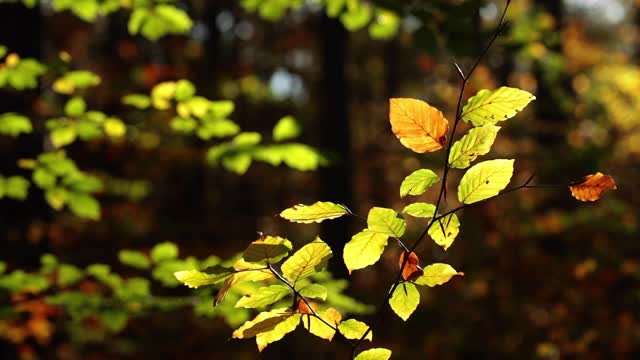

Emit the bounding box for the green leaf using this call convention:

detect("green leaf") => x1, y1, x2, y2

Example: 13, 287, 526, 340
343, 229, 388, 274
414, 263, 462, 287
118, 250, 151, 269
402, 203, 436, 218
210, 100, 234, 118
215, 262, 274, 305
66, 192, 100, 220
235, 284, 291, 308
174, 266, 234, 288
281, 238, 332, 284
448, 125, 501, 169
151, 242, 178, 263
0, 45, 6, 59
340, 2, 372, 31
389, 282, 419, 321
243, 235, 292, 264
369, 9, 400, 40
4, 176, 29, 200
338, 319, 372, 341
272, 115, 301, 142
65, 96, 86, 117
57, 264, 84, 287
302, 307, 342, 340
298, 284, 327, 300
462, 87, 536, 126
280, 201, 349, 224
174, 79, 196, 101
400, 169, 439, 197
128, 8, 149, 35
428, 214, 460, 250
255, 313, 301, 351
122, 93, 151, 109
104, 117, 126, 137
367, 207, 406, 237
354, 348, 392, 360
51, 125, 77, 148
457, 159, 514, 204
32, 168, 56, 189
45, 188, 67, 210
0, 113, 32, 136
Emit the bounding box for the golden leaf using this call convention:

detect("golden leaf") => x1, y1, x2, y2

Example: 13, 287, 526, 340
389, 98, 449, 153
569, 172, 617, 202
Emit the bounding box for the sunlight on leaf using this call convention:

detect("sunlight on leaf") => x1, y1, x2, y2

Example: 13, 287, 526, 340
174, 266, 234, 289
414, 263, 463, 287
280, 201, 350, 223
367, 207, 406, 238
338, 319, 372, 341
399, 251, 423, 281
569, 172, 617, 202
243, 234, 292, 264
458, 159, 514, 204
389, 98, 449, 153
302, 307, 342, 341
449, 125, 501, 169
343, 229, 389, 274
428, 214, 460, 250
281, 238, 332, 284
256, 313, 301, 351
235, 284, 291, 309
389, 282, 419, 321
402, 203, 436, 218
462, 87, 535, 126
354, 348, 392, 360
399, 169, 439, 198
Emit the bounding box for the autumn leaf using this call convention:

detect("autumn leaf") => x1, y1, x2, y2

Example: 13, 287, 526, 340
388, 282, 419, 321
414, 263, 463, 287
399, 251, 423, 281
389, 98, 449, 153
462, 87, 535, 126
279, 201, 350, 223
569, 172, 617, 202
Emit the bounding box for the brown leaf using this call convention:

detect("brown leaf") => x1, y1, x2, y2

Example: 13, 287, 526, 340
296, 299, 317, 315
390, 98, 449, 153
399, 251, 424, 281
569, 172, 617, 202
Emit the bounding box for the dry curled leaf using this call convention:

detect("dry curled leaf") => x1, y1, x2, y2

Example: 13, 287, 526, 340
569, 172, 617, 202
389, 98, 449, 153
296, 299, 317, 315
399, 251, 423, 281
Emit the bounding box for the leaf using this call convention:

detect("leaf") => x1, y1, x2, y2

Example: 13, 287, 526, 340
232, 308, 292, 339
0, 113, 32, 136
354, 348, 392, 360
118, 250, 150, 269
367, 207, 406, 238
343, 229, 389, 274
64, 96, 86, 117
122, 94, 151, 109
298, 283, 328, 301
66, 192, 100, 220
273, 115, 301, 141
388, 282, 420, 321
338, 319, 372, 341
402, 203, 436, 218
389, 98, 449, 153
462, 87, 536, 126
104, 117, 126, 137
3, 176, 29, 200
281, 238, 332, 284
151, 242, 178, 263
303, 307, 342, 340
174, 79, 196, 101
215, 262, 274, 305
235, 284, 291, 309
400, 169, 439, 197
448, 125, 501, 169
280, 201, 350, 223
174, 266, 234, 288
569, 172, 617, 202
51, 125, 77, 148
255, 313, 301, 351
414, 263, 463, 287
428, 214, 460, 250
243, 234, 292, 264
458, 159, 515, 204
399, 252, 423, 281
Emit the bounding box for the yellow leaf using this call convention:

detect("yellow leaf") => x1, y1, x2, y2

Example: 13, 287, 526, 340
389, 98, 449, 153
279, 201, 350, 223
569, 172, 617, 202
281, 238, 332, 284
302, 307, 342, 341
232, 308, 292, 339
256, 314, 301, 351
414, 263, 463, 287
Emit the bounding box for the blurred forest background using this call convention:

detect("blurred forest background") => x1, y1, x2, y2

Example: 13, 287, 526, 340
0, 0, 638, 358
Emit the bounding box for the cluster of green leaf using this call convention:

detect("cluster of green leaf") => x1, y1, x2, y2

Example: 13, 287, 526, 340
4, 0, 193, 41
123, 81, 327, 174
240, 0, 400, 40
0, 46, 46, 90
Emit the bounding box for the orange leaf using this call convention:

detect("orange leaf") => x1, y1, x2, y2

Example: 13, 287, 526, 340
569, 172, 617, 202
296, 299, 318, 315
390, 98, 449, 153
399, 251, 423, 281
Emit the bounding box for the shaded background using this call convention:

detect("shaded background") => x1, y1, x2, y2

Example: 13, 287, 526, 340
1, 0, 639, 358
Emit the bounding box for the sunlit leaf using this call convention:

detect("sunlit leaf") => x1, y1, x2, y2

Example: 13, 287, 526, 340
174, 79, 196, 101
216, 262, 274, 305
462, 87, 535, 126
273, 115, 301, 142
174, 266, 234, 289
235, 284, 291, 308
51, 125, 77, 148
118, 250, 150, 269
122, 93, 151, 109
400, 169, 439, 197
298, 284, 328, 300
255, 313, 301, 351
338, 319, 372, 341
458, 159, 514, 204
414, 263, 463, 287
343, 229, 388, 274
428, 214, 460, 250
367, 207, 406, 238
354, 348, 392, 360
232, 308, 292, 339
151, 242, 178, 263
399, 251, 423, 281
64, 96, 86, 117
0, 113, 32, 136
281, 238, 332, 284
280, 201, 350, 223
448, 125, 501, 169
66, 192, 100, 219
243, 234, 292, 264
402, 203, 436, 218
388, 282, 419, 321
303, 307, 342, 340
340, 2, 372, 31
569, 172, 617, 202
389, 98, 449, 153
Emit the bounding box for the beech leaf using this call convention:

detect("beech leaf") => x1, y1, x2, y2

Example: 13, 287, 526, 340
343, 229, 389, 274
389, 98, 449, 153
457, 159, 514, 204
462, 87, 536, 126
569, 172, 617, 202
280, 201, 350, 223
399, 169, 439, 197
